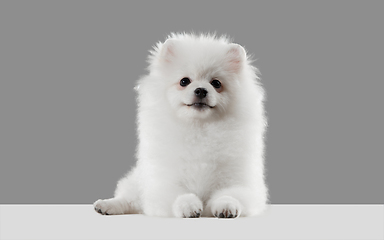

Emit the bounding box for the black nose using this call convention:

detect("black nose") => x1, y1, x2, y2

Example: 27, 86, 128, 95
194, 88, 208, 99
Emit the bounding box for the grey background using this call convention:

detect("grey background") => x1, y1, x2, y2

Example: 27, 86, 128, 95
0, 1, 383, 204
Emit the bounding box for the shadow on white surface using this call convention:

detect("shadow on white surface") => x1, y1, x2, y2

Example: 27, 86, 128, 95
0, 205, 383, 240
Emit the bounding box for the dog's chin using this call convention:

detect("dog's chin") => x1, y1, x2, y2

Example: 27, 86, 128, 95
173, 102, 215, 121
185, 102, 214, 110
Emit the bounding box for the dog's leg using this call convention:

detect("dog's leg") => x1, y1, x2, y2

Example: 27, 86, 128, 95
93, 197, 138, 215
205, 185, 268, 218
141, 179, 191, 217
172, 193, 203, 218
94, 167, 141, 215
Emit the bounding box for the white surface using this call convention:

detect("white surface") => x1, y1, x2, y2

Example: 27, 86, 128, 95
0, 204, 383, 240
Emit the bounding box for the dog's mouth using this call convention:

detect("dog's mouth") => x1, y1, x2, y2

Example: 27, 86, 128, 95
186, 102, 214, 109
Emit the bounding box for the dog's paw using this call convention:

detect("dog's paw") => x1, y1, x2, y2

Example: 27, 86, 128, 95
93, 198, 124, 215
211, 196, 241, 218
173, 193, 203, 218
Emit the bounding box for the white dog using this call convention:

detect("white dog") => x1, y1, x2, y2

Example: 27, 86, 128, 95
94, 33, 268, 218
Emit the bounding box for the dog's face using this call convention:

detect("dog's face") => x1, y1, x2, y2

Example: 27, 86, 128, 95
167, 74, 225, 120
154, 38, 247, 121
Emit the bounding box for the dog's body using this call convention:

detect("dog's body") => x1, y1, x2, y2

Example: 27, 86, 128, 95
94, 33, 268, 218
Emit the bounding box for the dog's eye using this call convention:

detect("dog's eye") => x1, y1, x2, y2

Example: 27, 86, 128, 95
180, 78, 191, 87
211, 79, 222, 89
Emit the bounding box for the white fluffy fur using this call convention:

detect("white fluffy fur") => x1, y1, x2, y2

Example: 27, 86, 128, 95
94, 33, 268, 218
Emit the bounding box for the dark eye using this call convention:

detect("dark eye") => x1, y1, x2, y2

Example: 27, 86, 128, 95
211, 79, 222, 88
180, 77, 191, 87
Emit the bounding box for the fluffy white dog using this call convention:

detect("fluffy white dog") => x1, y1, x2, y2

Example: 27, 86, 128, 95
94, 33, 268, 218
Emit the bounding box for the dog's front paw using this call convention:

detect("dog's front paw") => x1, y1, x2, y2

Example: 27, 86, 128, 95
94, 199, 113, 215
172, 193, 203, 218
93, 198, 125, 215
211, 196, 241, 218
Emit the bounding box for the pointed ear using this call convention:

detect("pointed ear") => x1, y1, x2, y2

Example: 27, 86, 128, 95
226, 43, 246, 73
160, 39, 178, 63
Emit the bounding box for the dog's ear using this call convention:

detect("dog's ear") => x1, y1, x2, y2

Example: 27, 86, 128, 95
160, 39, 178, 63
226, 43, 246, 73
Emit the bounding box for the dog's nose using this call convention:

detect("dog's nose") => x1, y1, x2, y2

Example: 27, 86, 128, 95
194, 88, 208, 99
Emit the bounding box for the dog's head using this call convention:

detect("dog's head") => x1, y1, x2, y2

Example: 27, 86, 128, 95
144, 34, 250, 121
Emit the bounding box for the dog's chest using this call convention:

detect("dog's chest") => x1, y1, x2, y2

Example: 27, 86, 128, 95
179, 158, 230, 201
171, 125, 239, 197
